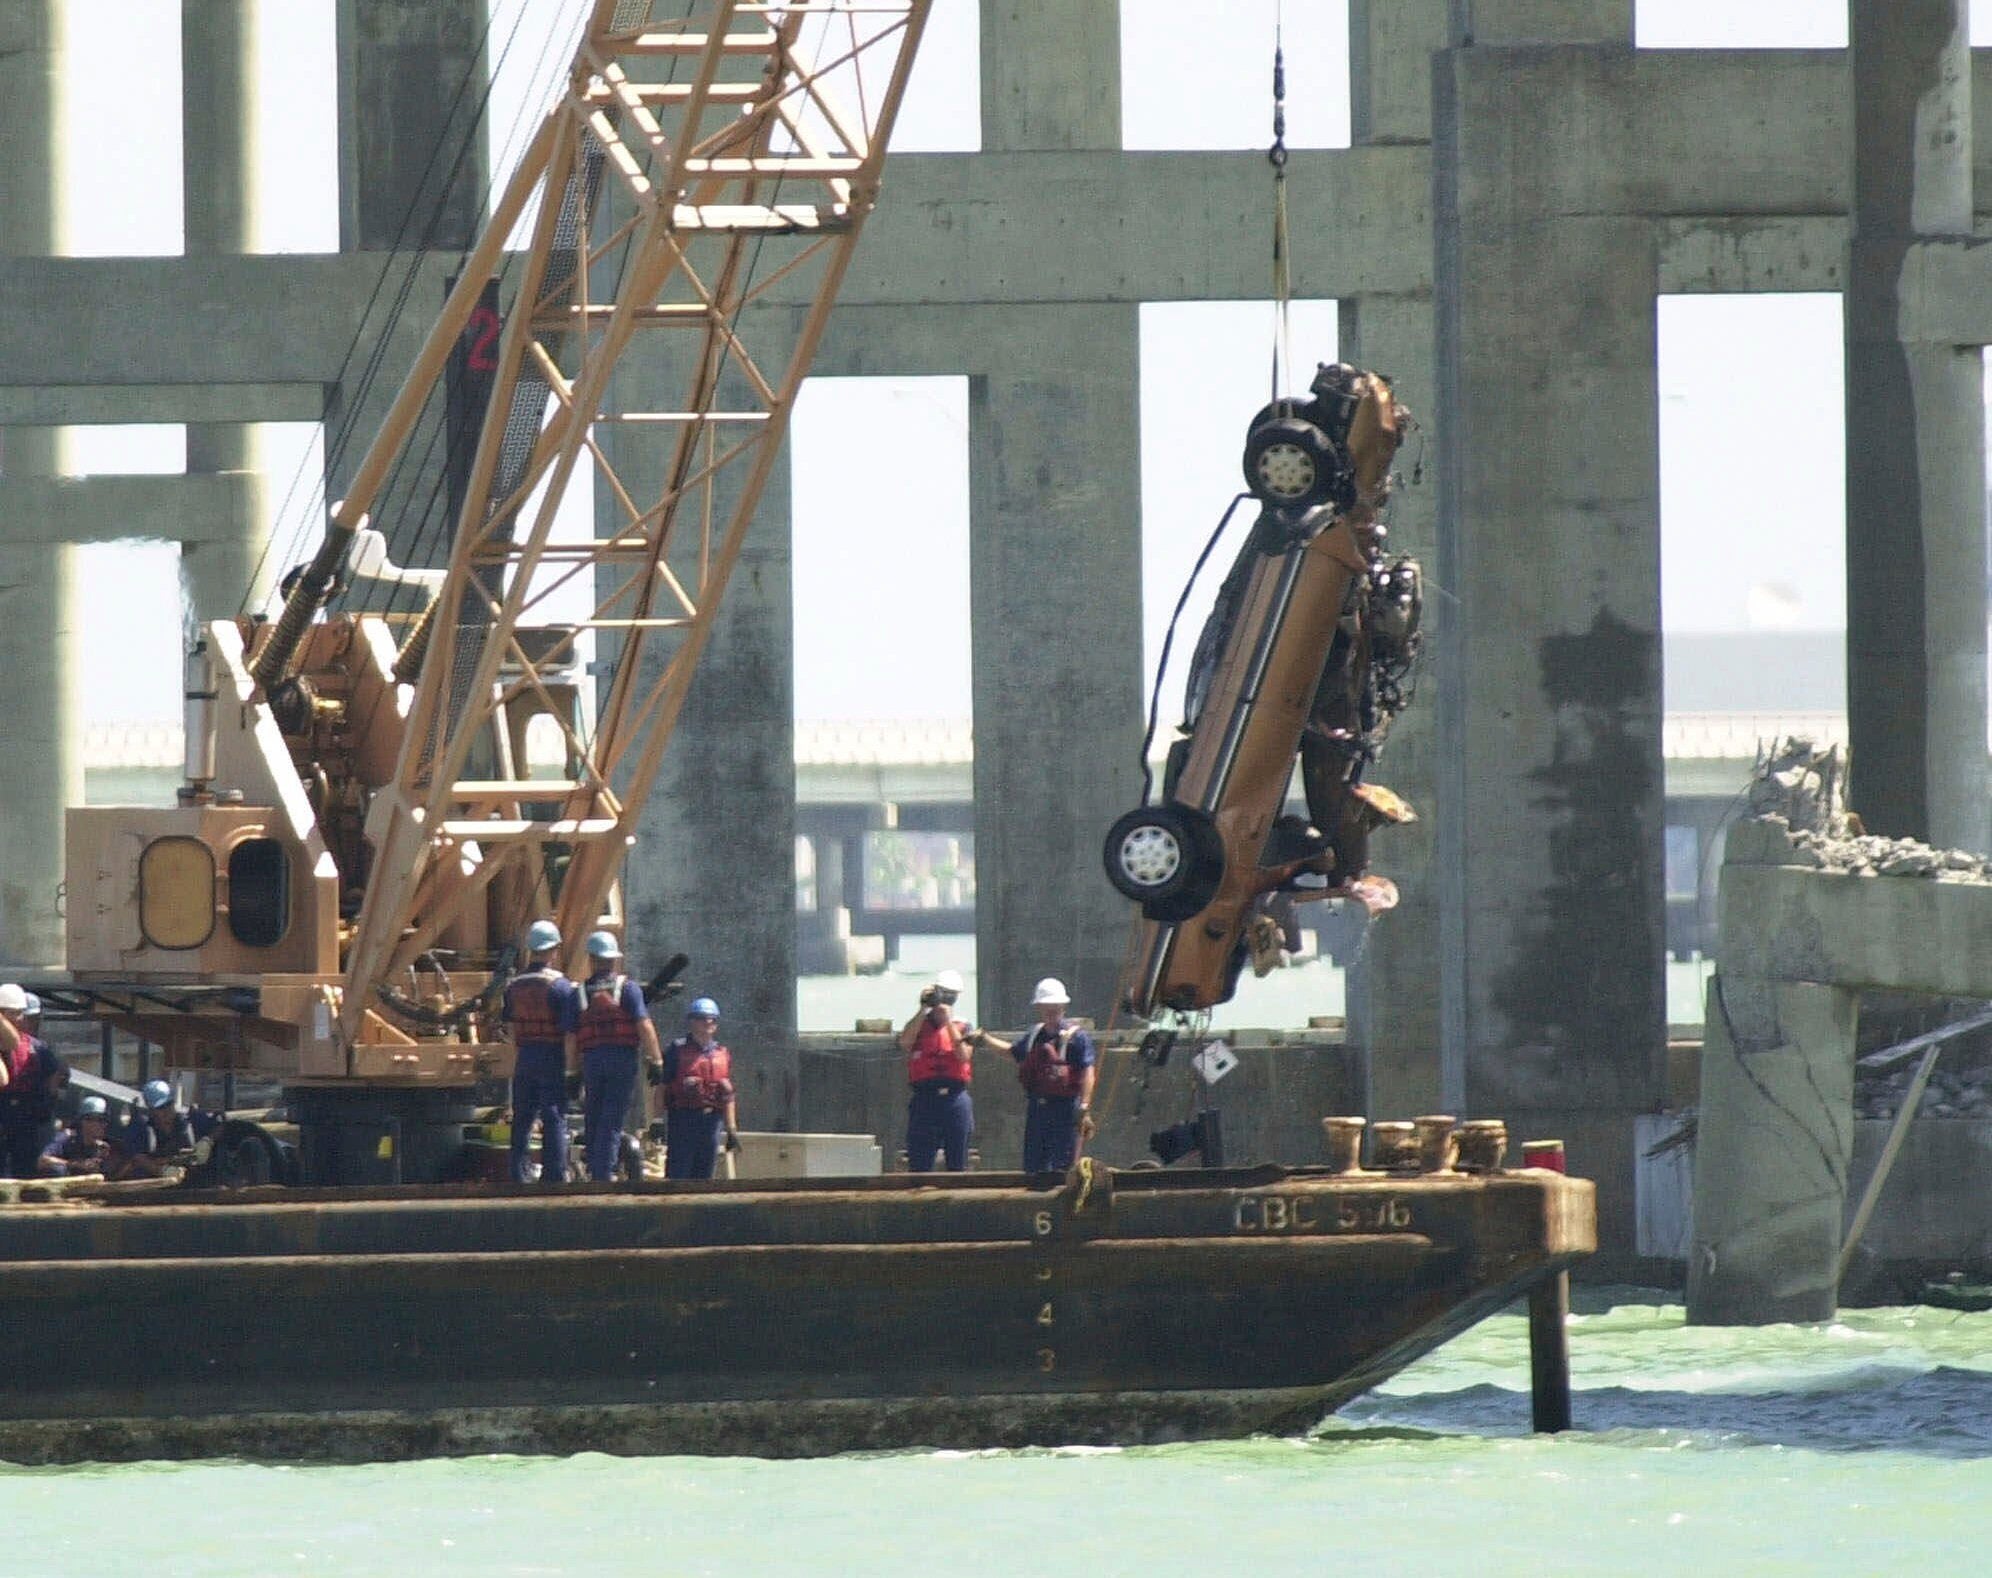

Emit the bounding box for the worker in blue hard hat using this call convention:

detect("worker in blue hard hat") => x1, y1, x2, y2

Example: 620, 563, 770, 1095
501, 919, 579, 1185
39, 1095, 115, 1178
116, 1079, 199, 1178
565, 930, 663, 1182
654, 995, 739, 1180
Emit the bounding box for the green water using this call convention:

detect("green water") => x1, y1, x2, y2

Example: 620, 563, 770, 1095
5, 1295, 1990, 1577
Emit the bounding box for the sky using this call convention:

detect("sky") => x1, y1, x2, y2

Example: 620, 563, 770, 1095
37, 0, 1992, 725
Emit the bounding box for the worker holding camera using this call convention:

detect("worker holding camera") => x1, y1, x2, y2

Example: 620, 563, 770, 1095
898, 970, 999, 1172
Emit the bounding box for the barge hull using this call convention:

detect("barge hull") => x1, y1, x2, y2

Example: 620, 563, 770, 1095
0, 1166, 1593, 1462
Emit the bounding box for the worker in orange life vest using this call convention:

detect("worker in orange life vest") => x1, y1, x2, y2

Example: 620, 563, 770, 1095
897, 969, 1001, 1172
502, 920, 579, 1184
566, 930, 662, 1182
1010, 977, 1097, 1173
655, 996, 738, 1179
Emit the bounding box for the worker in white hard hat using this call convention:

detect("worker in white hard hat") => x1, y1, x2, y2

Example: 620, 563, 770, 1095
0, 982, 68, 1178
1009, 977, 1097, 1173
501, 919, 579, 1185
39, 1095, 115, 1178
897, 968, 1001, 1172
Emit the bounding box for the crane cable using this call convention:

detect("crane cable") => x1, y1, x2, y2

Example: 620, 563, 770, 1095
1269, 1, 1292, 409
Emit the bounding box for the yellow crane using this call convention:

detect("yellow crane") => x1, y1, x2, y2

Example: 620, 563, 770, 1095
58, 0, 931, 1177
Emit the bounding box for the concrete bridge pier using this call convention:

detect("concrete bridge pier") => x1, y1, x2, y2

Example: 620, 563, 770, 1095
1686, 971, 1857, 1324
1846, 0, 1988, 854
181, 0, 272, 622
0, 0, 78, 968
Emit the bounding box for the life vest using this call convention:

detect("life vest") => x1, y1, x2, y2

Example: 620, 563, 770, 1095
663, 1038, 732, 1112
2, 1034, 33, 1090
1019, 1025, 1084, 1100
504, 968, 567, 1046
907, 1016, 972, 1088
575, 974, 640, 1052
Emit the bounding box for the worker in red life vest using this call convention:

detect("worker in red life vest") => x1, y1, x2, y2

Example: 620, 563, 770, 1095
565, 931, 662, 1182
898, 969, 1000, 1172
502, 919, 579, 1184
1010, 977, 1097, 1173
655, 996, 739, 1180
0, 983, 68, 1178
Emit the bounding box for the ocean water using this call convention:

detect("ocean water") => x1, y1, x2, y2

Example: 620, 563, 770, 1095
5, 1293, 1990, 1577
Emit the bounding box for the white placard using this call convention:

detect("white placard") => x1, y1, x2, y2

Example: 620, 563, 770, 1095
1192, 1039, 1238, 1084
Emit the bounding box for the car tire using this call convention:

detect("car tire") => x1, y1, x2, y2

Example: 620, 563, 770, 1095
1242, 415, 1340, 509
1103, 805, 1221, 921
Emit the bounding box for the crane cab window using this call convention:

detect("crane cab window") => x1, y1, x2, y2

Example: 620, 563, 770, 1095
227, 838, 290, 948
138, 837, 216, 950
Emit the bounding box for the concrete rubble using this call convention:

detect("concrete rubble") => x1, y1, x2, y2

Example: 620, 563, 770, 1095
1730, 738, 1992, 882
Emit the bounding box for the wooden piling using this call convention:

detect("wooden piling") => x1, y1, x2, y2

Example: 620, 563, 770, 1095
1528, 1271, 1571, 1433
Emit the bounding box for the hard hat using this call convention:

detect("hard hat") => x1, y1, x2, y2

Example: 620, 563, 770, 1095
77, 1096, 108, 1119
688, 997, 720, 1019
932, 969, 965, 995
1031, 977, 1070, 1007
0, 984, 25, 1013
22, 992, 39, 1017
141, 1079, 175, 1111
585, 930, 623, 959
526, 919, 561, 953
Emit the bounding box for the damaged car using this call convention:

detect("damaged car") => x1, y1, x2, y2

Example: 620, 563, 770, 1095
1105, 362, 1423, 1017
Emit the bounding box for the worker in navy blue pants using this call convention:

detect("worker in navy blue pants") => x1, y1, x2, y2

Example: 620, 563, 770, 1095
899, 970, 995, 1172
502, 921, 578, 1184
656, 997, 739, 1180
1011, 977, 1097, 1174
569, 931, 663, 1182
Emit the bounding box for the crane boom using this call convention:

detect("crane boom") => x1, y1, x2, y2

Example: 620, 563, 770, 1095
332, 0, 932, 1053
58, 1, 931, 1104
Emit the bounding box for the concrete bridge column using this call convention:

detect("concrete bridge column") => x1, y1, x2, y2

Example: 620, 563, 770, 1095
328, 0, 489, 580
1345, 2, 1449, 1119
605, 333, 800, 1132
1686, 972, 1857, 1324
1846, 0, 1988, 853
182, 0, 272, 622
969, 310, 1144, 1029
0, 0, 78, 968
1433, 44, 1666, 1255
968, 3, 1138, 1028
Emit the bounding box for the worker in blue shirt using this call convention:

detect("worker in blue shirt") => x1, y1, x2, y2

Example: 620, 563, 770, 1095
118, 1080, 199, 1178
1010, 977, 1097, 1173
502, 920, 579, 1184
566, 931, 662, 1182
39, 1095, 116, 1177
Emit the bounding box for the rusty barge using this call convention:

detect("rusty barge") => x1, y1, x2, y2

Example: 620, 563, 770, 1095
0, 1160, 1592, 1464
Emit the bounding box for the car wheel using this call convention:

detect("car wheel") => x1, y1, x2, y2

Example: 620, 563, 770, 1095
1103, 805, 1221, 920
1242, 415, 1339, 509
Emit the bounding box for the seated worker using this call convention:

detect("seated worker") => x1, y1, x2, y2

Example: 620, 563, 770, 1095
38, 1096, 115, 1178
654, 997, 739, 1180
117, 1079, 198, 1178
0, 984, 68, 1178
1010, 977, 1097, 1174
